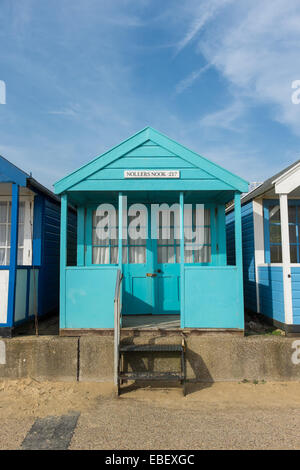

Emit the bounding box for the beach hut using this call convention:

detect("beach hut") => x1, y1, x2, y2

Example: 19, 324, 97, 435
226, 160, 300, 335
0, 155, 76, 337
54, 127, 248, 334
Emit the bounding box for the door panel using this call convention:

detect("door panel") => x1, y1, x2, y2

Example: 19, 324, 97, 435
122, 203, 180, 315
154, 274, 180, 314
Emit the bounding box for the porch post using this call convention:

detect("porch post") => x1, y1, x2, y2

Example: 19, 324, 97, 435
180, 192, 185, 328
279, 193, 293, 325
234, 192, 244, 329
118, 192, 123, 270
7, 183, 19, 327
77, 206, 85, 266
60, 193, 68, 329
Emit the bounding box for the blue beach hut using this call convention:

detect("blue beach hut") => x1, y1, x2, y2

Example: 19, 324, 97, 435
54, 127, 248, 334
0, 155, 76, 337
226, 160, 300, 335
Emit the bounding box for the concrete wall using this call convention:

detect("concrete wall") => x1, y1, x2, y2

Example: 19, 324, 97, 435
1, 333, 300, 383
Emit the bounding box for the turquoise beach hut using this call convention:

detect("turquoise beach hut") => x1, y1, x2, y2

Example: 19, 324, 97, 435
54, 127, 248, 334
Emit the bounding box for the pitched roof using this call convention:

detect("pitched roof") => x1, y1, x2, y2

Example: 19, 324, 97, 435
226, 159, 300, 213
54, 126, 248, 194
0, 154, 61, 203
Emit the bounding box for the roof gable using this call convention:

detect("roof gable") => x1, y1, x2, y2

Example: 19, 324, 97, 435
0, 155, 28, 186
54, 127, 248, 194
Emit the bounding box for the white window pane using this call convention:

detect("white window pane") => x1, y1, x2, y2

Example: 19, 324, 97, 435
194, 246, 211, 263
92, 246, 109, 264
18, 224, 24, 246
122, 247, 127, 264
6, 248, 10, 265
0, 248, 5, 265
184, 248, 193, 263
176, 245, 180, 263
158, 245, 174, 264
0, 203, 7, 223
18, 202, 25, 223
129, 246, 146, 264
17, 248, 23, 265
110, 247, 118, 264
0, 225, 7, 245
204, 227, 211, 244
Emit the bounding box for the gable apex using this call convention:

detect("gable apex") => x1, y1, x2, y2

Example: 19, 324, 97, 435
54, 127, 248, 194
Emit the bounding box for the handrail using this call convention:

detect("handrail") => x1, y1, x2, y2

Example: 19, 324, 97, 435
114, 269, 123, 385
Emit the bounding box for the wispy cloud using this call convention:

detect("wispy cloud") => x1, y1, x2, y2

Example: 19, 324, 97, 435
175, 64, 211, 95
175, 0, 234, 55
199, 100, 245, 132
172, 0, 300, 134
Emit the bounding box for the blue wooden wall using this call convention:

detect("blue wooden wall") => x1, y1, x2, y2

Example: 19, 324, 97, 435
34, 195, 77, 319
291, 267, 300, 325
258, 266, 285, 323
226, 201, 257, 312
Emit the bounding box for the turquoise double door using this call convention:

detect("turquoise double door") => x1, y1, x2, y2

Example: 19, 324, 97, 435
122, 207, 180, 315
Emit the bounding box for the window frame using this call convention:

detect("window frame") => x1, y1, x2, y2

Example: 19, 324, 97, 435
0, 196, 33, 267
263, 199, 300, 264
87, 202, 216, 267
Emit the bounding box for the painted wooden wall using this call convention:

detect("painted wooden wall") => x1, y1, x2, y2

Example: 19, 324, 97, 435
226, 201, 257, 312
64, 267, 118, 328
257, 266, 285, 323
183, 266, 243, 328
38, 196, 77, 318
291, 267, 300, 325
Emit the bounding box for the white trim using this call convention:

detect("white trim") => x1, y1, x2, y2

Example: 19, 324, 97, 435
0, 195, 34, 201
279, 194, 293, 324
0, 270, 9, 324
253, 199, 264, 313
23, 200, 33, 265
0, 195, 34, 266
258, 263, 300, 267
273, 161, 300, 185
275, 163, 300, 195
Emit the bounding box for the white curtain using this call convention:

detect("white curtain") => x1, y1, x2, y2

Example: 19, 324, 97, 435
0, 201, 25, 266
158, 207, 211, 264
92, 206, 211, 265
92, 210, 146, 264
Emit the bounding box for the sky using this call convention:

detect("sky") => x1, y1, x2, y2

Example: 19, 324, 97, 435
1, 0, 300, 190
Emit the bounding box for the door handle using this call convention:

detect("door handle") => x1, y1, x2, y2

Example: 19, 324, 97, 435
146, 273, 157, 277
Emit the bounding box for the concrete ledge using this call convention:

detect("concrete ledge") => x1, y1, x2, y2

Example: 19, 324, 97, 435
0, 337, 78, 381
1, 334, 300, 383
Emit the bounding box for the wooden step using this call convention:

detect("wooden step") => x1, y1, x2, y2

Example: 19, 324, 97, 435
119, 371, 183, 381
119, 344, 183, 353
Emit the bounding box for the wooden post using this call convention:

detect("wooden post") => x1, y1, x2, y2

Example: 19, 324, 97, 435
60, 193, 68, 329
180, 192, 185, 328
279, 193, 293, 325
234, 192, 244, 329
118, 192, 123, 269
7, 183, 19, 327
77, 206, 85, 266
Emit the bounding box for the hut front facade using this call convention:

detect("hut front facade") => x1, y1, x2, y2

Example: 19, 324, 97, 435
54, 127, 248, 334
226, 161, 300, 335
0, 155, 76, 337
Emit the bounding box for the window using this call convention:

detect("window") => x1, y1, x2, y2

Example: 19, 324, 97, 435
157, 207, 211, 264
92, 209, 147, 265
268, 204, 282, 263
184, 207, 211, 264
267, 202, 300, 263
0, 201, 25, 266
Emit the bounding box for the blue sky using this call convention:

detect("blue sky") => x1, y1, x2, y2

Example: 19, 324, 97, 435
1, 0, 300, 189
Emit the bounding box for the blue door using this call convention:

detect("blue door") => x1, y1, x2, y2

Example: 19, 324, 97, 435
122, 206, 180, 315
